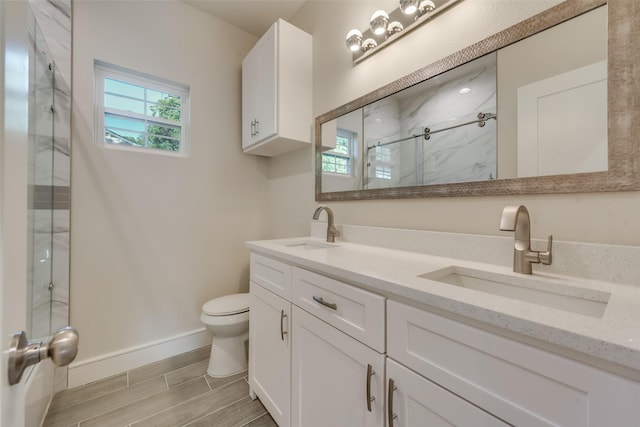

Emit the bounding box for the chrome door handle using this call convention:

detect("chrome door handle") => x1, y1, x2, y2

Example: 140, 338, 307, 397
366, 364, 375, 412
250, 120, 256, 137
280, 309, 288, 341
8, 326, 79, 385
388, 378, 398, 425
312, 296, 337, 310
254, 119, 259, 136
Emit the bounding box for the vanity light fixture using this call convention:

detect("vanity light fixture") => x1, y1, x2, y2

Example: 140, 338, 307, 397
346, 0, 460, 63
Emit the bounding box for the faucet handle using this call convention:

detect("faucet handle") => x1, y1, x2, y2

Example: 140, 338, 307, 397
539, 235, 553, 265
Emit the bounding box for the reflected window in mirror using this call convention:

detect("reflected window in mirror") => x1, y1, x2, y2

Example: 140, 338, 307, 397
322, 129, 356, 175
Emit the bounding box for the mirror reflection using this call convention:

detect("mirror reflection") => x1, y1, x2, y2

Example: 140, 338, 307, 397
320, 5, 607, 194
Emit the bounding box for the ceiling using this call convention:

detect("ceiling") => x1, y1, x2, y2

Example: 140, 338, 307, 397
182, 0, 308, 37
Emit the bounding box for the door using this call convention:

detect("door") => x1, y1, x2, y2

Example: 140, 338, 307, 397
387, 359, 508, 427
1, 1, 31, 424
241, 21, 276, 150
249, 283, 291, 427
292, 306, 385, 427
2, 2, 77, 425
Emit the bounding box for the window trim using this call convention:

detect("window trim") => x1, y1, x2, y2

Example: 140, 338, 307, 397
322, 128, 356, 176
94, 60, 190, 157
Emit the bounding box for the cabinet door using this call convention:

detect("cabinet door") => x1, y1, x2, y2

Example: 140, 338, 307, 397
292, 306, 385, 427
253, 22, 276, 143
387, 359, 508, 427
249, 282, 291, 427
241, 23, 276, 148
241, 48, 258, 149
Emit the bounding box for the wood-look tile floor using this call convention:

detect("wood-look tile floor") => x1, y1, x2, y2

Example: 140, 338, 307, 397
44, 346, 277, 427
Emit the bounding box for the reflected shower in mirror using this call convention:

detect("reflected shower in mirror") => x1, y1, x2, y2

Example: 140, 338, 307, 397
317, 1, 624, 199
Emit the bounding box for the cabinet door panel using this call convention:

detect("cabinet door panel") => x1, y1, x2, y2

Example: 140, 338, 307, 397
249, 283, 291, 427
292, 306, 384, 427
254, 22, 276, 143
241, 47, 258, 149
387, 359, 507, 427
388, 300, 640, 427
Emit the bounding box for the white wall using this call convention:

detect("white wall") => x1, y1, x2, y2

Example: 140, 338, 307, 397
71, 0, 269, 375
269, 0, 640, 247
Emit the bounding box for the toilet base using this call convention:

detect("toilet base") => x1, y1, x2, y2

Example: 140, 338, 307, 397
207, 332, 249, 378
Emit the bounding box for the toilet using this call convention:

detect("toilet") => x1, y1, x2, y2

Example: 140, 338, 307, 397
200, 293, 250, 378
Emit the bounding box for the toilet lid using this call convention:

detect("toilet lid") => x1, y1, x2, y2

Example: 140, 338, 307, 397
202, 293, 250, 316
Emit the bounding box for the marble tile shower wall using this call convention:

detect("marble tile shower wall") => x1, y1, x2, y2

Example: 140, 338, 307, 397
364, 58, 497, 188
29, 0, 71, 393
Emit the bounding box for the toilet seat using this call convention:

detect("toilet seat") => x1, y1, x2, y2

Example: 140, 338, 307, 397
202, 293, 250, 316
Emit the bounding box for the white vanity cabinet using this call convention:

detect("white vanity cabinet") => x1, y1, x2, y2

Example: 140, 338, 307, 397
248, 253, 386, 427
241, 19, 312, 157
387, 300, 640, 427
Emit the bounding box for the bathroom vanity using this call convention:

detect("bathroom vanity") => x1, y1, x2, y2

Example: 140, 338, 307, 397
247, 231, 640, 427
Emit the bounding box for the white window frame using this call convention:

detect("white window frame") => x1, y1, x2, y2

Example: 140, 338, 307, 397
322, 128, 356, 176
94, 60, 190, 157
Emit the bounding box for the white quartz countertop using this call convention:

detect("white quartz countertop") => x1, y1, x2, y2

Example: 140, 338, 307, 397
246, 237, 640, 373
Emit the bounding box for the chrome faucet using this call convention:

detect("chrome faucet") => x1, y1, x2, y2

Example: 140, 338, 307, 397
499, 205, 553, 274
313, 206, 340, 243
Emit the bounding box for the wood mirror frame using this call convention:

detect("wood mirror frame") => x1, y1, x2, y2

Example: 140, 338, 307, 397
315, 0, 639, 201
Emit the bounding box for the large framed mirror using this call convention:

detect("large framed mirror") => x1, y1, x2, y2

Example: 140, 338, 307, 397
316, 0, 639, 201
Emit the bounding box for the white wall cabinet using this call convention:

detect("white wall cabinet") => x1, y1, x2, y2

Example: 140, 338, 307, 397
241, 19, 312, 157
292, 306, 385, 427
249, 282, 291, 427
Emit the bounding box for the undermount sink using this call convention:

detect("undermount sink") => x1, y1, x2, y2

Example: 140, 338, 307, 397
282, 240, 339, 251
419, 266, 610, 318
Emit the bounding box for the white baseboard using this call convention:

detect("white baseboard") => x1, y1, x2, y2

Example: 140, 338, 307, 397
68, 328, 212, 388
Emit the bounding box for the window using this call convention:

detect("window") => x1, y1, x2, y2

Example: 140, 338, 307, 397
95, 61, 190, 156
322, 129, 356, 175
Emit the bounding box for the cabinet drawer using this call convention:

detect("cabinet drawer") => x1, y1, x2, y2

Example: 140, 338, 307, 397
388, 300, 640, 427
292, 267, 385, 352
250, 253, 291, 299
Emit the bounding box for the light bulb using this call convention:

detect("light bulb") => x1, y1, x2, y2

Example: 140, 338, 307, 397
362, 38, 378, 52
417, 0, 436, 16
345, 29, 363, 52
399, 0, 420, 15
387, 21, 404, 37
370, 10, 389, 36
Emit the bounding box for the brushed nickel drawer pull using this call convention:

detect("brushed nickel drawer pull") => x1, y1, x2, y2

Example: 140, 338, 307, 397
366, 364, 375, 412
312, 295, 337, 310
280, 309, 287, 341
388, 378, 398, 425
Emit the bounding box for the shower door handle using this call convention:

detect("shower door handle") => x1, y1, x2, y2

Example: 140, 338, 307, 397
8, 326, 79, 385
